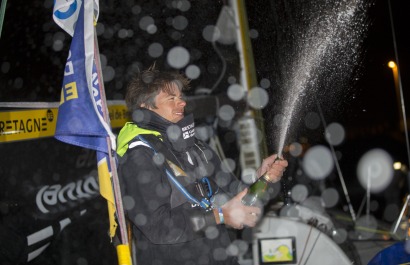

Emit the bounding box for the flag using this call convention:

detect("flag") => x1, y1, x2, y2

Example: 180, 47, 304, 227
53, 0, 118, 239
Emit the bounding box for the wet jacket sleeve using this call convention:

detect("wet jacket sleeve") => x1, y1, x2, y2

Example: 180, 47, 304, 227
118, 146, 217, 244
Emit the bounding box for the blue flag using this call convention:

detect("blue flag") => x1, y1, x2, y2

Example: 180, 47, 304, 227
53, 0, 118, 238
367, 240, 410, 265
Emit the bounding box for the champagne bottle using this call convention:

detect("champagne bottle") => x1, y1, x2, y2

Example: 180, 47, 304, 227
241, 174, 272, 206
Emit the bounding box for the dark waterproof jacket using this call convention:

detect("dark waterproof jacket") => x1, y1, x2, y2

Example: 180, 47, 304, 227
116, 109, 244, 265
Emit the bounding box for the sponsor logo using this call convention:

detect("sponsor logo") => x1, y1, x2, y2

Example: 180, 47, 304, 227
35, 175, 99, 214
0, 109, 57, 142
182, 122, 195, 139
0, 104, 130, 143
53, 0, 78, 20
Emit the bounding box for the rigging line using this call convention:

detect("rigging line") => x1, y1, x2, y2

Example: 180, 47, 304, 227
301, 229, 322, 265
315, 96, 356, 223
0, 0, 7, 39
356, 191, 367, 219
388, 0, 410, 239
298, 225, 314, 265
210, 40, 227, 93
388, 0, 410, 190
209, 3, 238, 94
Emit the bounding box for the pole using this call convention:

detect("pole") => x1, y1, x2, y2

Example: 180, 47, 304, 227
386, 0, 410, 241
388, 0, 410, 193
315, 97, 357, 223
93, 31, 132, 264
231, 0, 268, 161
388, 63, 403, 129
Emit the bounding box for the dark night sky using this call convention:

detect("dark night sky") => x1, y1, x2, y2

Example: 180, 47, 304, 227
245, 0, 410, 201
0, 0, 230, 102
247, 0, 410, 131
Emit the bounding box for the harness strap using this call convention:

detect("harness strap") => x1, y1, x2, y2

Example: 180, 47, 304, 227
135, 135, 213, 210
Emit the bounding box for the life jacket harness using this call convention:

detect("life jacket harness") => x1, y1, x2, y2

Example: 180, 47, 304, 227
135, 135, 215, 210
117, 121, 217, 211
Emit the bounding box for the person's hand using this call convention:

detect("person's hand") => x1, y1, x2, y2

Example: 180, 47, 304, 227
220, 189, 261, 229
256, 154, 288, 183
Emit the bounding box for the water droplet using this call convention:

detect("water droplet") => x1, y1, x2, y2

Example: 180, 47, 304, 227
166, 124, 182, 141
52, 39, 64, 51
139, 16, 155, 31
260, 78, 271, 88
321, 187, 339, 208
355, 215, 378, 240
213, 247, 228, 261
332, 228, 348, 244
227, 84, 245, 101
102, 66, 115, 82
221, 158, 236, 173
289, 142, 303, 157
383, 203, 399, 222
135, 213, 147, 226
205, 226, 219, 239
13, 77, 24, 89
146, 24, 157, 34
123, 195, 135, 210
172, 15, 188, 30
304, 112, 321, 130
247, 87, 269, 109
303, 145, 334, 180
218, 104, 235, 121
148, 42, 164, 58
195, 125, 211, 141
291, 184, 308, 202
173, 0, 191, 11
202, 25, 220, 42
357, 149, 393, 193
167, 46, 190, 69
249, 29, 259, 39
185, 64, 200, 79
325, 122, 345, 146
1, 62, 11, 73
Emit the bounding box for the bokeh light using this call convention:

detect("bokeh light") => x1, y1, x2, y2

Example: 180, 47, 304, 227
166, 46, 190, 69
185, 64, 201, 79
304, 112, 321, 130
139, 16, 155, 31
325, 122, 346, 146
289, 142, 303, 157
303, 145, 334, 180
355, 215, 378, 240
291, 184, 308, 202
172, 15, 189, 30
247, 87, 269, 109
321, 187, 339, 208
202, 25, 220, 42
148, 42, 164, 58
357, 148, 394, 193
218, 104, 235, 122
227, 83, 245, 101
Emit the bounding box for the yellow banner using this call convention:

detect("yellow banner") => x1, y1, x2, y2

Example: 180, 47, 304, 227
108, 104, 130, 129
0, 108, 58, 143
0, 105, 130, 143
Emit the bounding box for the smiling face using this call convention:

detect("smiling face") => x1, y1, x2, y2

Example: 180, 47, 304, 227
143, 83, 186, 123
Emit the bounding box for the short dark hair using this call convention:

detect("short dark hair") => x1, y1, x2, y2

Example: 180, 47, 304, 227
125, 64, 190, 112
